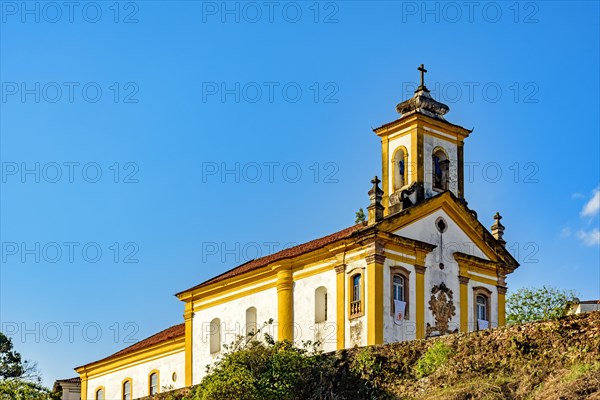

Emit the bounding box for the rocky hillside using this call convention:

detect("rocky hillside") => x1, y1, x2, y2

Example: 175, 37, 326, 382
144, 311, 600, 400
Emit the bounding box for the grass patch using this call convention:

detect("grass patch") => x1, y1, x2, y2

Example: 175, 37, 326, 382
414, 341, 453, 378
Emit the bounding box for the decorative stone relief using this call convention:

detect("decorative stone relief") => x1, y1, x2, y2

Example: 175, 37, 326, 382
426, 282, 457, 337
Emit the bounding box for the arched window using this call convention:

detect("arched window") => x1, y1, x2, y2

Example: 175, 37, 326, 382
246, 307, 257, 336
476, 295, 487, 321
95, 387, 105, 400
432, 148, 450, 191
392, 147, 408, 191
473, 286, 492, 330
149, 371, 159, 395
315, 286, 328, 323
350, 274, 363, 318
210, 318, 221, 354
122, 379, 132, 400
390, 266, 411, 319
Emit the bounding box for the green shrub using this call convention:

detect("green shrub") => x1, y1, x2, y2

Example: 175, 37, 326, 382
414, 341, 453, 378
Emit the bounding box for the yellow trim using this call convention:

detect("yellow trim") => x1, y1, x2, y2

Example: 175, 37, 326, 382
335, 267, 345, 349
459, 279, 469, 332
80, 376, 88, 400
184, 302, 193, 387
366, 256, 384, 345
382, 136, 390, 212
148, 369, 160, 395
468, 273, 498, 287
121, 377, 132, 400
76, 338, 184, 380
293, 262, 336, 281
391, 145, 409, 193
415, 266, 425, 339
276, 265, 294, 341
94, 386, 105, 400
193, 281, 277, 312
498, 291, 506, 326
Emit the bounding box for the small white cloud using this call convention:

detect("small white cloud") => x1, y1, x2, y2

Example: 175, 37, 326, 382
572, 192, 585, 199
577, 228, 600, 246
560, 227, 571, 237
581, 187, 600, 217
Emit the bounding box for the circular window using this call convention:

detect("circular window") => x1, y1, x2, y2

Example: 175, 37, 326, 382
172, 372, 177, 382
435, 217, 447, 233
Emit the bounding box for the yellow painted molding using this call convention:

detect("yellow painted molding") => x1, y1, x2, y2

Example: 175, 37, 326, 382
459, 276, 469, 332
415, 265, 425, 339
80, 375, 88, 400
93, 385, 104, 400
335, 264, 346, 349
366, 255, 384, 345
497, 289, 506, 326
184, 302, 193, 387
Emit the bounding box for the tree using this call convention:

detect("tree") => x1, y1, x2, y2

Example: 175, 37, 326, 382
506, 286, 577, 325
0, 333, 24, 380
0, 332, 54, 400
355, 208, 366, 224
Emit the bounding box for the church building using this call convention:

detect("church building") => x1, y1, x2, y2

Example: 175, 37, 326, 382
75, 66, 519, 400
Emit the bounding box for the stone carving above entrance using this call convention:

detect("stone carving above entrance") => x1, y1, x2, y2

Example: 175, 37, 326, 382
426, 282, 457, 337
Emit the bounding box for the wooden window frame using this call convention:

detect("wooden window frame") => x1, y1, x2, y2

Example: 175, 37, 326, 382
121, 378, 132, 400
473, 286, 492, 329
390, 266, 411, 319
348, 273, 364, 319
148, 370, 160, 395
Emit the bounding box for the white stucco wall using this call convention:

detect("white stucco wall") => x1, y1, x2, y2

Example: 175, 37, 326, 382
292, 267, 337, 352
85, 350, 185, 400
191, 286, 278, 384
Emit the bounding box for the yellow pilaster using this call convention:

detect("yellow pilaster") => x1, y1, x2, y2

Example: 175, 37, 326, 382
381, 136, 390, 214
497, 286, 507, 326
276, 266, 294, 341
415, 265, 426, 339
184, 302, 194, 386
335, 264, 346, 349
366, 253, 385, 345
414, 249, 427, 339
459, 276, 469, 332
80, 375, 88, 400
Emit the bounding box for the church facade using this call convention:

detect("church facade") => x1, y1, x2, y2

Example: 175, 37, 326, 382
76, 67, 519, 400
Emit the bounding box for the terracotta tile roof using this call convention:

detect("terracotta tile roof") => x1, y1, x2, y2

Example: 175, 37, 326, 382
76, 324, 184, 370
177, 224, 364, 295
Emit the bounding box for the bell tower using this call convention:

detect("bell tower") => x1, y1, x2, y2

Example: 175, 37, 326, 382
373, 65, 473, 215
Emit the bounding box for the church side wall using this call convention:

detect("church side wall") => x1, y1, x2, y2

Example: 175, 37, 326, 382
191, 286, 278, 384
292, 268, 337, 352
84, 350, 185, 400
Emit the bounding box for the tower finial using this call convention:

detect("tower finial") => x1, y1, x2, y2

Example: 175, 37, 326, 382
367, 176, 384, 225
491, 212, 506, 246
417, 64, 429, 92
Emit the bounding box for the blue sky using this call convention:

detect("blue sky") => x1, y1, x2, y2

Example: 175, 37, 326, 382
0, 0, 598, 387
